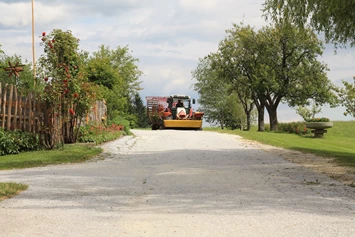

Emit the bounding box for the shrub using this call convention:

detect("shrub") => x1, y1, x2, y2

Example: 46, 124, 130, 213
305, 117, 330, 122
78, 123, 125, 145
108, 116, 131, 134
277, 122, 310, 135
0, 129, 38, 156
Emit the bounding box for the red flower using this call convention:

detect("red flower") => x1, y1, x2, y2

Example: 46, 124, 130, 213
66, 74, 71, 79
42, 32, 46, 36
44, 77, 48, 82
69, 109, 75, 115
41, 38, 45, 42
73, 93, 79, 98
63, 79, 68, 83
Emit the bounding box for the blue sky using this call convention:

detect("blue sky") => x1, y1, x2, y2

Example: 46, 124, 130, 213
0, 0, 354, 122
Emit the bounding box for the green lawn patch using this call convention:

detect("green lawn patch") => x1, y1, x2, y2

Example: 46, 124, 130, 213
205, 121, 355, 167
0, 144, 102, 170
0, 182, 28, 201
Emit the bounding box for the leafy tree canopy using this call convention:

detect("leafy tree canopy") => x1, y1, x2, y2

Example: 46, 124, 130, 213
86, 45, 143, 120
337, 78, 355, 118
263, 0, 355, 47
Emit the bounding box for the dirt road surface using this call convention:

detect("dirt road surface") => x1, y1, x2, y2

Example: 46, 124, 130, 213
0, 130, 354, 236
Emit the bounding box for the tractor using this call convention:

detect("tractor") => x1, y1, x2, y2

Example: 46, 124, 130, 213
146, 94, 204, 130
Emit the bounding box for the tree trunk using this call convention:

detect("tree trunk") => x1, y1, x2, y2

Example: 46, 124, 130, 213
267, 106, 278, 131
245, 111, 251, 131
257, 106, 265, 132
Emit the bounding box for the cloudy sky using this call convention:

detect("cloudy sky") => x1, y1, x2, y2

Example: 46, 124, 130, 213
1, 0, 354, 122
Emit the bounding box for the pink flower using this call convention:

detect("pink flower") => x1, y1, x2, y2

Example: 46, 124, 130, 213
42, 32, 46, 36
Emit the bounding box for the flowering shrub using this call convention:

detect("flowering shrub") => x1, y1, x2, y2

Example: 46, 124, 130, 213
305, 117, 330, 122
276, 122, 311, 135
78, 123, 125, 144
37, 29, 99, 147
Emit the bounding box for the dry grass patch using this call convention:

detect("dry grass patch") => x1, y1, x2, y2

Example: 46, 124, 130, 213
0, 182, 28, 201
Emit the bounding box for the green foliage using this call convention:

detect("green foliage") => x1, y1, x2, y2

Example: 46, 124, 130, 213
78, 123, 125, 145
192, 56, 252, 129
129, 93, 149, 128
337, 78, 355, 118
263, 0, 355, 47
37, 29, 99, 146
108, 116, 131, 134
0, 52, 35, 90
214, 22, 335, 131
86, 45, 143, 120
306, 117, 330, 122
277, 122, 310, 135
0, 129, 38, 156
295, 101, 322, 121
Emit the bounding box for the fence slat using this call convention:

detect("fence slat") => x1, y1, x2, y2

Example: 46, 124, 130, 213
13, 88, 18, 130
2, 84, 7, 129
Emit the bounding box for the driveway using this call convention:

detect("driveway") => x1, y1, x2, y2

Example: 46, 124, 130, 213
0, 129, 354, 237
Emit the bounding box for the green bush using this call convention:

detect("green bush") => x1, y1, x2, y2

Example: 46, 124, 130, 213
108, 116, 131, 134
277, 122, 310, 135
0, 129, 38, 156
78, 123, 125, 145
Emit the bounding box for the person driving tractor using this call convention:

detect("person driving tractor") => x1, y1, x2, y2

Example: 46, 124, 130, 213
176, 100, 184, 107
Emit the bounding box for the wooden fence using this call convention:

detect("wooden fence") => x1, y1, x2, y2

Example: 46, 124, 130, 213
0, 83, 107, 135
0, 83, 42, 133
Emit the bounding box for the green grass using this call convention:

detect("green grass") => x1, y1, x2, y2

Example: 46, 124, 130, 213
0, 144, 102, 170
205, 121, 355, 167
0, 141, 103, 201
0, 182, 28, 201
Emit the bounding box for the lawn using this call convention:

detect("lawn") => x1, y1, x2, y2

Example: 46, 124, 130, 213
205, 121, 355, 167
0, 144, 102, 171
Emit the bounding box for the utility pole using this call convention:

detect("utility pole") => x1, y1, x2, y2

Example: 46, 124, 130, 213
31, 0, 36, 80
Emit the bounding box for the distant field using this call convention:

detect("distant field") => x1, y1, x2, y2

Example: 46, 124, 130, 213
204, 121, 355, 167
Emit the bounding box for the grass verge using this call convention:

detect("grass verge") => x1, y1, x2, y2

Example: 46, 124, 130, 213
0, 144, 102, 201
204, 121, 355, 167
0, 144, 102, 171
0, 182, 28, 201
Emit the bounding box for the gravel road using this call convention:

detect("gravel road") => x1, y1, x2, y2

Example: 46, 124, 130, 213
0, 129, 354, 237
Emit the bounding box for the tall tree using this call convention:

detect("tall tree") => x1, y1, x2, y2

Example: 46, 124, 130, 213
192, 57, 248, 129
217, 25, 267, 131
337, 78, 355, 118
263, 0, 355, 47
129, 93, 149, 128
86, 45, 142, 120
218, 23, 335, 131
